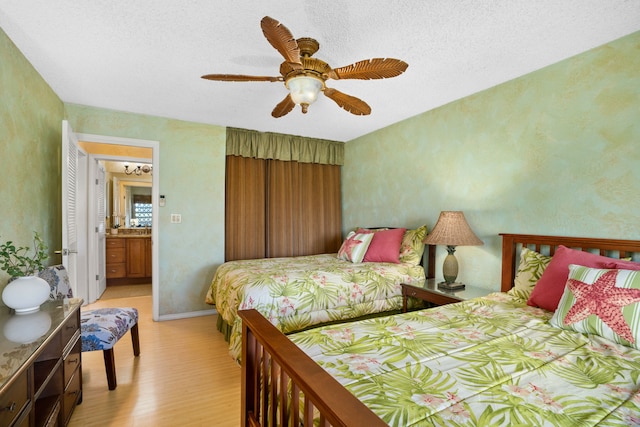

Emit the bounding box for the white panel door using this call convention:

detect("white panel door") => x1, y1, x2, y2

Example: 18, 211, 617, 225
95, 163, 107, 299
61, 121, 78, 291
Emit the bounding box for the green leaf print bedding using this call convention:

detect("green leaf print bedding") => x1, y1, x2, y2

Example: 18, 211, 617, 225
289, 292, 640, 426
205, 253, 426, 361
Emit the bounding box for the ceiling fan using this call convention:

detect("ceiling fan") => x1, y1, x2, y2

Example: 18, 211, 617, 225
201, 16, 408, 118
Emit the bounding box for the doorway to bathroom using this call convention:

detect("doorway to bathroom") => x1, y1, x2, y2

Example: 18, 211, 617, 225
74, 131, 160, 321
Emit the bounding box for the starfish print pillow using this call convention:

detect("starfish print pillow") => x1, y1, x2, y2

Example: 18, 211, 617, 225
337, 231, 374, 263
549, 264, 640, 349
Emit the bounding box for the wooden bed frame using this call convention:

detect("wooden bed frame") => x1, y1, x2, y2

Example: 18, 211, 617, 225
239, 233, 640, 427
499, 233, 640, 292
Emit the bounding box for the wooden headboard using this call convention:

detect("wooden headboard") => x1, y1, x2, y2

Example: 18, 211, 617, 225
500, 233, 640, 292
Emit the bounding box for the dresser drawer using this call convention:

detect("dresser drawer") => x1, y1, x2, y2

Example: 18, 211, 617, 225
62, 370, 81, 425
106, 247, 125, 263
106, 238, 125, 249
106, 263, 126, 278
61, 314, 79, 350
0, 369, 29, 427
63, 340, 81, 388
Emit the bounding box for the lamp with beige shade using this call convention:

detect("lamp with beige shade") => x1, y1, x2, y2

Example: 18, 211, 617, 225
423, 211, 483, 290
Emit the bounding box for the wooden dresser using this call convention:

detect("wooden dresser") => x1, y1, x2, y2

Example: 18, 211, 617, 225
0, 299, 83, 427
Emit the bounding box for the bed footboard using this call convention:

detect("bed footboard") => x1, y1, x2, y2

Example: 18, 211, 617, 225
239, 309, 387, 427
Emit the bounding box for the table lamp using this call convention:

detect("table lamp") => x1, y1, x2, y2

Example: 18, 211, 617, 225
422, 211, 483, 290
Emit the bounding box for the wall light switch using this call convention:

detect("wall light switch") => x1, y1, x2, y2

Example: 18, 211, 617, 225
170, 214, 182, 223
159, 195, 166, 207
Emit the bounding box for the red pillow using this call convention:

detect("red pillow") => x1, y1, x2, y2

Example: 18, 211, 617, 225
600, 259, 640, 270
362, 228, 406, 263
527, 245, 637, 311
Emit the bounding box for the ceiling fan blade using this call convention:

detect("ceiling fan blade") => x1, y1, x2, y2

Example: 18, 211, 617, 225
323, 88, 371, 116
201, 74, 282, 82
272, 94, 296, 118
260, 16, 302, 68
326, 58, 408, 80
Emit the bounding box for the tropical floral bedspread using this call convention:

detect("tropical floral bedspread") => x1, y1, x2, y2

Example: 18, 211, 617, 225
290, 292, 640, 427
205, 253, 425, 361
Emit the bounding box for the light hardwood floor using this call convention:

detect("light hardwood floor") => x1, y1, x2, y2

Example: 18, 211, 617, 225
68, 286, 241, 426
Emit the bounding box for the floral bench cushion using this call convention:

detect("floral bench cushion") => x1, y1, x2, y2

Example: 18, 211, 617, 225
38, 264, 139, 352
80, 307, 139, 352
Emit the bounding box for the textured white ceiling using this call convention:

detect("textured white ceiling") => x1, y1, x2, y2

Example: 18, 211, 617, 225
1, 1, 639, 142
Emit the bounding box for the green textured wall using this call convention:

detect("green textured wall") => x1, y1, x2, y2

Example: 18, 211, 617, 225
0, 28, 64, 286
64, 104, 226, 316
343, 31, 640, 289
1, 27, 225, 316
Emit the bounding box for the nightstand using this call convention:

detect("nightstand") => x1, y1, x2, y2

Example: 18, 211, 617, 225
401, 278, 494, 312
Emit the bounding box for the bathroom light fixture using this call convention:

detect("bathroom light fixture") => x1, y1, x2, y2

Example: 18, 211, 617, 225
124, 164, 152, 176
422, 211, 484, 290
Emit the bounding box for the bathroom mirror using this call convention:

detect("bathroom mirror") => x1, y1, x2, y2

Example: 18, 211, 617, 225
113, 180, 152, 228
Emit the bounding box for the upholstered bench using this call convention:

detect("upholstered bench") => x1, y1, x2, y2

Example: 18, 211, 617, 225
40, 265, 141, 390
81, 307, 140, 390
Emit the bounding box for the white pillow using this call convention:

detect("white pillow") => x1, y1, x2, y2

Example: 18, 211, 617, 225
337, 232, 374, 263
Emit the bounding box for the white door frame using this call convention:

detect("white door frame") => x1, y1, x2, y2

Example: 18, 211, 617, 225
78, 133, 160, 321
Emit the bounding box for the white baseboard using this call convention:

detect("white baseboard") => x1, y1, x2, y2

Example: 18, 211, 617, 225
157, 308, 217, 321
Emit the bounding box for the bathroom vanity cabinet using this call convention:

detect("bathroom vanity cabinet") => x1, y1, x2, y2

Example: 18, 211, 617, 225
106, 235, 152, 285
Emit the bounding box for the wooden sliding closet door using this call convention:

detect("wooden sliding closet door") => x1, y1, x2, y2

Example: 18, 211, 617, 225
296, 162, 342, 255
225, 156, 266, 261
266, 160, 300, 258
226, 156, 342, 261
267, 161, 342, 257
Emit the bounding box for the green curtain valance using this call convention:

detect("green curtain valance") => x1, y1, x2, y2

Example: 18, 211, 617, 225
226, 127, 344, 165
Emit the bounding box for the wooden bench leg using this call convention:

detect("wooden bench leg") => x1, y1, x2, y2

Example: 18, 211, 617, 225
131, 323, 141, 356
103, 348, 117, 390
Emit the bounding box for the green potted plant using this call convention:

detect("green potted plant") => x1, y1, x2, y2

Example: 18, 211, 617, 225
0, 232, 51, 314
0, 231, 48, 276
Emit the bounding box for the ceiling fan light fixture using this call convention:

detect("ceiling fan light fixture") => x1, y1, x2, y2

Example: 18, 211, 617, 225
202, 17, 408, 118
286, 75, 324, 113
